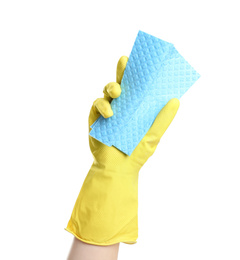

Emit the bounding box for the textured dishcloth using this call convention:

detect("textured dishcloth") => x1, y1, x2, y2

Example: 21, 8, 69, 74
89, 31, 200, 155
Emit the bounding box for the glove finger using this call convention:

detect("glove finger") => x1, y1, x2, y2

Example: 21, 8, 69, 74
93, 98, 113, 119
88, 102, 100, 131
103, 82, 121, 101
145, 98, 180, 147
116, 56, 128, 84
133, 98, 180, 158
88, 98, 114, 130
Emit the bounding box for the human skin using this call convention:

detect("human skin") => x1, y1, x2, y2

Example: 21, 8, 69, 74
67, 237, 120, 260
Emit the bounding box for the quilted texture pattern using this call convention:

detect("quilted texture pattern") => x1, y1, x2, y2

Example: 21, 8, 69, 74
89, 31, 200, 155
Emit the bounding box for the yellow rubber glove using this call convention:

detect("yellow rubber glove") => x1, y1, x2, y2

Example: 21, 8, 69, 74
65, 56, 180, 246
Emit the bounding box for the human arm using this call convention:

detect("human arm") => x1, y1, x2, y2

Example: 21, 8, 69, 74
67, 237, 119, 260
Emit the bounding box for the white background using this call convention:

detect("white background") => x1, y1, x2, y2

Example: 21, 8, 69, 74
0, 0, 239, 259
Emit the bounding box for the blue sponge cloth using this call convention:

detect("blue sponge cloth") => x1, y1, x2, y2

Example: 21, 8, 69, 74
89, 31, 200, 155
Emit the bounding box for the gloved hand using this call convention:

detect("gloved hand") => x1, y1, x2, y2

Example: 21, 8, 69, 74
65, 56, 180, 246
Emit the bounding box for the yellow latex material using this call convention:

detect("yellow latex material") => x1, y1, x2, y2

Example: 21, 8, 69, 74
65, 56, 180, 245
